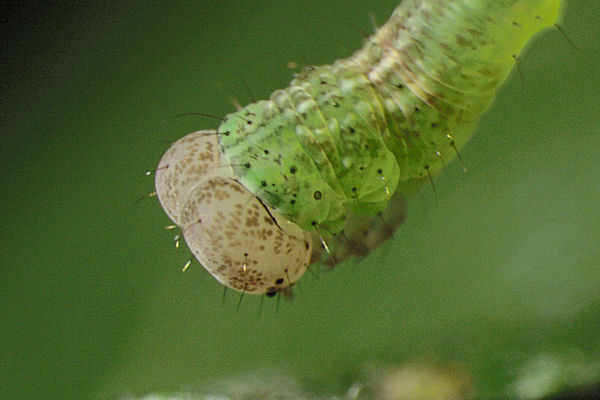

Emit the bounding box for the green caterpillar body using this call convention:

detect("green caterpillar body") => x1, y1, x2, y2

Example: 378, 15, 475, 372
218, 0, 561, 236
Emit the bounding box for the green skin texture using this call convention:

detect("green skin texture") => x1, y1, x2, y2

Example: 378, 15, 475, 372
218, 0, 562, 236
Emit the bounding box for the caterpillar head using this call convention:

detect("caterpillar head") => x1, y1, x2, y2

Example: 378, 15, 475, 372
155, 132, 313, 295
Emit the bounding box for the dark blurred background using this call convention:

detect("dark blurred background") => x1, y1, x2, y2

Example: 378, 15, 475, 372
1, 1, 599, 399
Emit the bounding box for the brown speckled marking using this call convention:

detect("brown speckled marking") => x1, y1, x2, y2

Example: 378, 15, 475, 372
179, 176, 312, 294
155, 131, 220, 225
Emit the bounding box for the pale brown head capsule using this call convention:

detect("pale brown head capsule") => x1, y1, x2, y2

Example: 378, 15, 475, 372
155, 132, 312, 294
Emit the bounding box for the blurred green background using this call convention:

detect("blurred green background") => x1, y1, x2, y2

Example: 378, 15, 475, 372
1, 1, 598, 399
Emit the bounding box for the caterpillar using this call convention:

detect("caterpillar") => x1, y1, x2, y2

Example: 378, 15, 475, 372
155, 0, 563, 295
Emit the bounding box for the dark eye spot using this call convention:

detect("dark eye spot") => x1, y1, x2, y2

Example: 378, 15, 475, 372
290, 166, 297, 174
261, 180, 267, 187
313, 191, 322, 200
276, 278, 284, 285
244, 162, 251, 168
